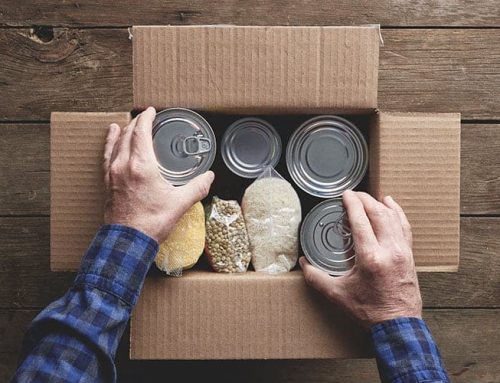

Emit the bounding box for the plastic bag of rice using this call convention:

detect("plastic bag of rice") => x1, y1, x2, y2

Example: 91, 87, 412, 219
242, 167, 302, 273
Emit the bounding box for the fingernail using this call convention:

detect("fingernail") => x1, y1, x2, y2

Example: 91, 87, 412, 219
147, 106, 156, 113
298, 256, 306, 268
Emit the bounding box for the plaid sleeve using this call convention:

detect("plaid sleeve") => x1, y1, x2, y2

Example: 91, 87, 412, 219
11, 224, 158, 383
371, 317, 450, 383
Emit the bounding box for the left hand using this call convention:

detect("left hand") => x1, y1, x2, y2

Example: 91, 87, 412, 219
103, 107, 214, 244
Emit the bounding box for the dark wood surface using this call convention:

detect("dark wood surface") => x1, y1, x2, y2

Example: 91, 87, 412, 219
0, 2, 499, 382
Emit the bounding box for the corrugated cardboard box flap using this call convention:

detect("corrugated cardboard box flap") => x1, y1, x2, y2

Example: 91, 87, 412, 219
130, 271, 370, 360
50, 112, 131, 271
132, 25, 380, 113
369, 112, 461, 271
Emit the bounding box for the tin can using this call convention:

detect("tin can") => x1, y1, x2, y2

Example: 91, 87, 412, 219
152, 108, 216, 186
221, 117, 281, 178
286, 116, 368, 198
300, 199, 355, 276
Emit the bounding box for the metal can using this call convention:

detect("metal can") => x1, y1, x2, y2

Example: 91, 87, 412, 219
221, 117, 282, 178
152, 108, 216, 186
286, 115, 368, 198
300, 199, 355, 276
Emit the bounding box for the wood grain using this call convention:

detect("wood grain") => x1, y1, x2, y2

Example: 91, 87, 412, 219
2, 308, 499, 382
0, 0, 499, 27
0, 28, 132, 121
461, 124, 500, 214
2, 123, 499, 216
0, 216, 499, 309
0, 29, 499, 121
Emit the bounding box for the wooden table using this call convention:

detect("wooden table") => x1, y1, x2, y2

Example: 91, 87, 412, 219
1, 2, 499, 381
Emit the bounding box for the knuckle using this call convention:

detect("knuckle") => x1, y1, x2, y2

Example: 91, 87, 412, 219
303, 270, 316, 287
372, 205, 388, 219
195, 181, 210, 199
128, 158, 146, 179
364, 254, 386, 275
109, 162, 123, 179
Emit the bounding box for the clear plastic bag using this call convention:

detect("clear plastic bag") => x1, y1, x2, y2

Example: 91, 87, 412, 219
205, 197, 251, 273
155, 202, 205, 277
242, 167, 302, 273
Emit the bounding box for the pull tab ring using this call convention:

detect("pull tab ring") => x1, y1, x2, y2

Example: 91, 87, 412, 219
182, 135, 212, 156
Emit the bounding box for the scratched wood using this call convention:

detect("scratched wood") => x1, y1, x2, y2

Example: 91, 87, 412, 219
2, 308, 499, 382
0, 29, 499, 121
0, 0, 499, 27
0, 2, 499, 382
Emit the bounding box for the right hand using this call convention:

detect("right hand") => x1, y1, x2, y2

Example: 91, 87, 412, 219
299, 190, 422, 330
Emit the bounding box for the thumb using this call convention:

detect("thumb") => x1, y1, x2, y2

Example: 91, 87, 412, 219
299, 257, 344, 304
174, 171, 215, 212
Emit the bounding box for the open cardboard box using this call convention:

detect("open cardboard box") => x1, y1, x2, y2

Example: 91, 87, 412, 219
50, 25, 460, 359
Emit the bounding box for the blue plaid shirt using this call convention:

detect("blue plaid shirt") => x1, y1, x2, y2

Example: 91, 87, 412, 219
12, 225, 449, 382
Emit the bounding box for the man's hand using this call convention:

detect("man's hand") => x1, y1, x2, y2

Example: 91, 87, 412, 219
300, 190, 422, 330
103, 107, 214, 244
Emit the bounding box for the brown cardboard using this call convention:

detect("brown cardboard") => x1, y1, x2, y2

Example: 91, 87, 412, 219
49, 25, 462, 360
369, 112, 461, 272
130, 271, 369, 359
133, 26, 380, 114
50, 112, 131, 271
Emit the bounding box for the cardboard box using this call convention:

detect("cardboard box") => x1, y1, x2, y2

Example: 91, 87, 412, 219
50, 25, 460, 359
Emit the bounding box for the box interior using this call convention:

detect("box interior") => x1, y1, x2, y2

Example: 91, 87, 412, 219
142, 109, 373, 274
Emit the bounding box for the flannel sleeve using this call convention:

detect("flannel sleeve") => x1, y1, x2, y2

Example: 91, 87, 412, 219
371, 317, 450, 383
11, 224, 158, 383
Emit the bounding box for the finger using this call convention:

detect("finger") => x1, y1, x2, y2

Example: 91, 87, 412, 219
383, 195, 412, 246
174, 171, 215, 213
356, 192, 402, 244
132, 106, 156, 161
342, 191, 378, 253
112, 116, 138, 162
299, 257, 344, 303
103, 123, 121, 188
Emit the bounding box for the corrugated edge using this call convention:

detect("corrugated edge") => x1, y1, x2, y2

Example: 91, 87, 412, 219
50, 112, 132, 272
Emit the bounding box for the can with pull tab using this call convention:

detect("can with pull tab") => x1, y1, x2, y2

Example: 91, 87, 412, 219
300, 198, 356, 276
152, 108, 216, 185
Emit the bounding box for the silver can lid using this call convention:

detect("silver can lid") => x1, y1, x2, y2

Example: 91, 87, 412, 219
221, 117, 282, 178
300, 199, 355, 276
286, 116, 368, 198
152, 108, 216, 186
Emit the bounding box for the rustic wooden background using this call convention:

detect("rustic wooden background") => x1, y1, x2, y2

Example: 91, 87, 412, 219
1, 1, 499, 382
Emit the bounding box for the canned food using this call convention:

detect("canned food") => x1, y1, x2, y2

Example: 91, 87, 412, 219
153, 108, 216, 185
286, 116, 368, 198
300, 199, 355, 276
221, 117, 281, 178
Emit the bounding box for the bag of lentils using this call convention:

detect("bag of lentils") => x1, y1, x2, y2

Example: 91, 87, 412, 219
205, 197, 251, 273
242, 167, 302, 273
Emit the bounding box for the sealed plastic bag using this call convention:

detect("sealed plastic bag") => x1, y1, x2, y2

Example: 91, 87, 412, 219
242, 167, 302, 273
155, 202, 205, 276
205, 197, 251, 273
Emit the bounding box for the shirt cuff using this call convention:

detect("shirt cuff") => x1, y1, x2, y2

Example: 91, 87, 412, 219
370, 317, 450, 383
74, 224, 159, 306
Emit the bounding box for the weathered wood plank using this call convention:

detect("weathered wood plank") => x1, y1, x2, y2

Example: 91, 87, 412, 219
0, 217, 73, 308
2, 308, 499, 382
2, 123, 499, 216
0, 124, 49, 216
0, 217, 499, 308
378, 29, 500, 120
0, 28, 132, 121
461, 124, 500, 214
0, 0, 499, 27
0, 29, 499, 121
